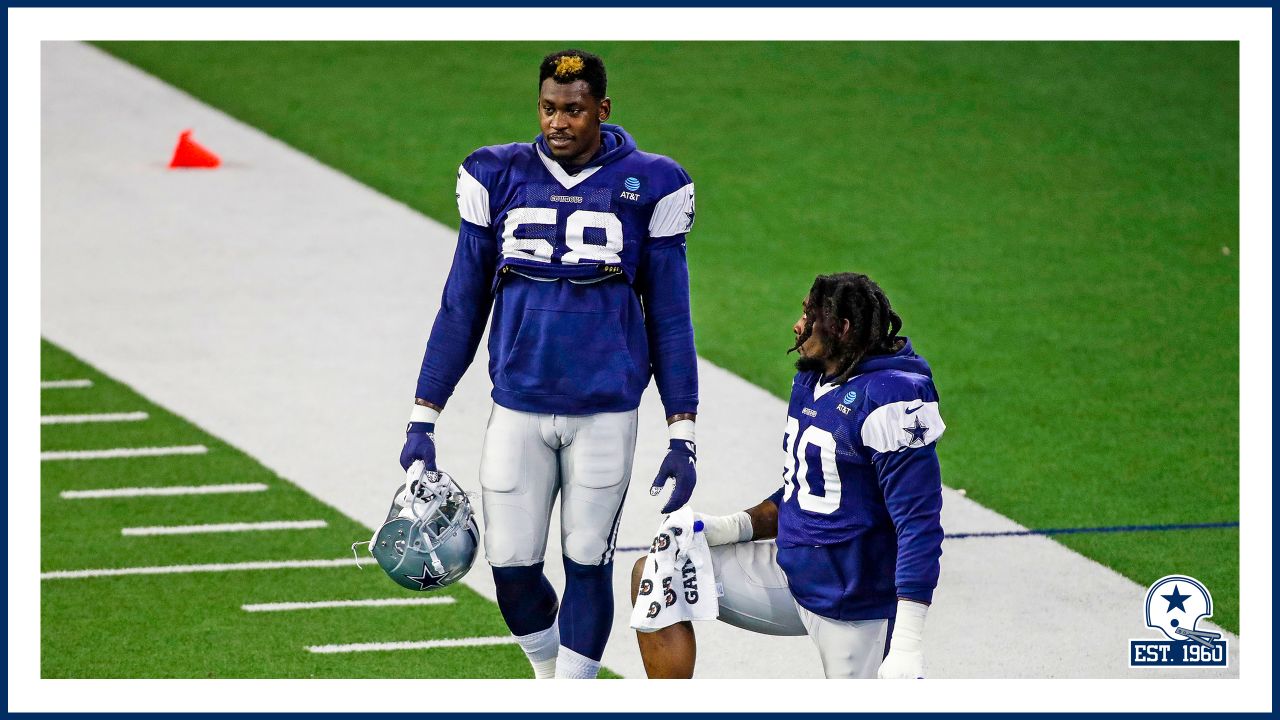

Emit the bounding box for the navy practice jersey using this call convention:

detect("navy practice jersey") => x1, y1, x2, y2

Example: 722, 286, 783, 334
770, 338, 945, 621
414, 124, 698, 417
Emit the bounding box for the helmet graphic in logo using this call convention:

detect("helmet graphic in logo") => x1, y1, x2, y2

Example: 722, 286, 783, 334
1144, 575, 1216, 643
355, 461, 478, 591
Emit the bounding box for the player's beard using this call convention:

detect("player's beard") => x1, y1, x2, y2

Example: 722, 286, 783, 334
794, 354, 827, 374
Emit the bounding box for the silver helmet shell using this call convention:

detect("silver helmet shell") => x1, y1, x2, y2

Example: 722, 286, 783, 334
369, 464, 479, 591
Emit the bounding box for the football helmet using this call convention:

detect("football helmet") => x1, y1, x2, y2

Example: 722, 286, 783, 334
357, 461, 478, 591
1144, 575, 1215, 642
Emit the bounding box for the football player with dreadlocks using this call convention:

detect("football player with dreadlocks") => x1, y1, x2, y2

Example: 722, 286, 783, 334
631, 272, 945, 679
401, 49, 699, 679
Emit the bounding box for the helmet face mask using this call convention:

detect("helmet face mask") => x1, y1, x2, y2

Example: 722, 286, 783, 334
364, 467, 479, 591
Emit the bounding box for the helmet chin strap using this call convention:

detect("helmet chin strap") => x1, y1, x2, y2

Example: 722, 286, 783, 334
350, 540, 372, 570
428, 549, 447, 576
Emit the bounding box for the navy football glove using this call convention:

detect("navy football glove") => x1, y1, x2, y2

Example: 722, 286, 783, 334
650, 439, 696, 514
399, 422, 437, 472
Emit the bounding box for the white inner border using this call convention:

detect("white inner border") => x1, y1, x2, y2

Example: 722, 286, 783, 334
11, 7, 1271, 714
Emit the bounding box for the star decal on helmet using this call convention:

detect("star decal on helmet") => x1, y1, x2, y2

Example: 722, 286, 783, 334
1161, 585, 1191, 613
407, 560, 448, 590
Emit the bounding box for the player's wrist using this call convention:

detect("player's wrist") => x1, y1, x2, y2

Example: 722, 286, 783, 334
409, 403, 441, 425
695, 511, 753, 546
890, 598, 929, 652
667, 418, 695, 444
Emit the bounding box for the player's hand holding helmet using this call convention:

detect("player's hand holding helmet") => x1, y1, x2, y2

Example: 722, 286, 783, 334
358, 460, 478, 591
399, 421, 438, 471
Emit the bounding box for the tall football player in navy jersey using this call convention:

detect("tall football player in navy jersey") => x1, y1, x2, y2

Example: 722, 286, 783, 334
632, 273, 944, 679
401, 50, 700, 679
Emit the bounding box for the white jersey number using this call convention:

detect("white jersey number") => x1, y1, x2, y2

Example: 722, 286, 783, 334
781, 417, 842, 515
501, 208, 623, 265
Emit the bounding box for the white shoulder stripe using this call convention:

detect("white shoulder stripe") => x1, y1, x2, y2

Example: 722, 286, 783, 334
861, 400, 946, 454
456, 165, 490, 227
649, 182, 695, 238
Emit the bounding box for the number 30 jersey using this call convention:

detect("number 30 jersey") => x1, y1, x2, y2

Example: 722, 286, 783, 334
771, 338, 945, 621
415, 124, 699, 418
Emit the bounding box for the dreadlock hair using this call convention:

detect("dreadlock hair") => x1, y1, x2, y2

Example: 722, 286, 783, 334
788, 272, 904, 384
538, 49, 607, 101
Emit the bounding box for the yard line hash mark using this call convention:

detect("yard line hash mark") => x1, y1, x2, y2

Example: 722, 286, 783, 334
41, 557, 361, 580
242, 597, 457, 613
306, 636, 521, 654
41, 445, 208, 461
41, 411, 149, 425
122, 519, 327, 536
61, 483, 270, 500
41, 379, 93, 389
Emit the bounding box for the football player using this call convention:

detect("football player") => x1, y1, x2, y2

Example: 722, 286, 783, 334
631, 272, 944, 679
402, 50, 699, 679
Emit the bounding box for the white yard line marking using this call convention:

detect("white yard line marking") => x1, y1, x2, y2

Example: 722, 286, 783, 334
40, 557, 361, 580
60, 483, 270, 500
242, 597, 457, 613
41, 445, 208, 461
41, 411, 149, 425
41, 379, 93, 389
306, 636, 520, 655
122, 519, 327, 536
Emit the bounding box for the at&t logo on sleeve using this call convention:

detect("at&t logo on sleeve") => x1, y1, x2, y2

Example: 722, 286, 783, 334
1129, 575, 1228, 668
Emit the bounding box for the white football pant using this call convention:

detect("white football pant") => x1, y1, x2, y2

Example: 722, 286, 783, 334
478, 404, 637, 568
711, 541, 889, 679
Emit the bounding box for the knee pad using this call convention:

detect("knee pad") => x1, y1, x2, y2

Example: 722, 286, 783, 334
492, 563, 557, 636
562, 529, 610, 566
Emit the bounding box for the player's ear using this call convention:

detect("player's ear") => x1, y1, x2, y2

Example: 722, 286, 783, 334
598, 97, 612, 122
839, 319, 851, 340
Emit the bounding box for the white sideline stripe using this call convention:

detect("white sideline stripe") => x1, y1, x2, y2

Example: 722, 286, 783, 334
41, 444, 208, 461
60, 483, 270, 499
122, 519, 327, 536
306, 636, 520, 655
41, 411, 149, 425
41, 557, 361, 580
41, 379, 93, 389
242, 597, 457, 613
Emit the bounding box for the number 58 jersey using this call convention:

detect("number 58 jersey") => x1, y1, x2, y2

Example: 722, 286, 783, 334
416, 123, 699, 419
455, 123, 695, 285
773, 338, 946, 620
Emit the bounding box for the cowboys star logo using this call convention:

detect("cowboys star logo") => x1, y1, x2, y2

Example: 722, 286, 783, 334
903, 416, 929, 446
406, 561, 448, 590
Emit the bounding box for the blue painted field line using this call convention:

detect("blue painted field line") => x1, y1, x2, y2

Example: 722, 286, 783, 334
614, 520, 1239, 553
945, 520, 1239, 540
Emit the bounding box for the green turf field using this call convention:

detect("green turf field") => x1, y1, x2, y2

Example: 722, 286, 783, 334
40, 339, 624, 678
89, 41, 1240, 634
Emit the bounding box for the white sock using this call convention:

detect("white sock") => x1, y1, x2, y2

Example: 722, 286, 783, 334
514, 621, 559, 680
554, 645, 601, 679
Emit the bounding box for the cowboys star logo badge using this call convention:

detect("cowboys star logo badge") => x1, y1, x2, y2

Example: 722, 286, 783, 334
903, 416, 929, 446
